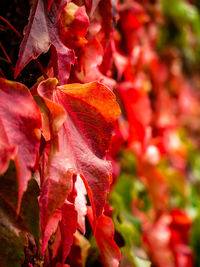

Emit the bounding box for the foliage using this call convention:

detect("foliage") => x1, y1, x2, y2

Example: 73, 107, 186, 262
1, 0, 200, 266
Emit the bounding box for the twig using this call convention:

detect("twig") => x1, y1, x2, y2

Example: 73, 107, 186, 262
0, 56, 11, 64
0, 68, 6, 78
35, 59, 48, 79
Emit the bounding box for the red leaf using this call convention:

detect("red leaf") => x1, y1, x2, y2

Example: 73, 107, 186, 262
35, 85, 66, 142
99, 0, 116, 42
47, 0, 54, 11
0, 78, 41, 213
38, 78, 121, 220
49, 32, 75, 85
41, 208, 62, 255
60, 202, 77, 265
51, 223, 62, 259
87, 207, 121, 267
0, 117, 17, 174
139, 162, 168, 213
155, 90, 177, 130
59, 3, 89, 50
37, 81, 72, 254
15, 0, 75, 84
39, 175, 72, 231
119, 2, 149, 54
39, 146, 74, 252
142, 214, 173, 267
66, 231, 90, 267
138, 210, 194, 267
14, 0, 51, 78
169, 209, 193, 266
117, 81, 152, 154
76, 35, 116, 89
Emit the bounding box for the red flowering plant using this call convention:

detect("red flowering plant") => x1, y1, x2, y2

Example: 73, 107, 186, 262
1, 0, 200, 266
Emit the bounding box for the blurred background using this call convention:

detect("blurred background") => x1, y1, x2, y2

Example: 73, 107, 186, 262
1, 0, 200, 266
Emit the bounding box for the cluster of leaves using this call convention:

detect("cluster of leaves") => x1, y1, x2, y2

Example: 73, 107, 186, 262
1, 0, 200, 266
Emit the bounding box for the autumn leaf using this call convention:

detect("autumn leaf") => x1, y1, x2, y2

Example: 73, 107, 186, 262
0, 209, 26, 267
38, 78, 120, 221
0, 78, 41, 214
76, 35, 116, 89
58, 2, 89, 50
142, 214, 173, 267
14, 0, 75, 84
39, 176, 72, 255
66, 231, 90, 267
60, 202, 77, 265
87, 207, 121, 267
0, 116, 17, 175
117, 81, 152, 154
41, 208, 62, 255
14, 0, 51, 78
0, 162, 40, 266
138, 162, 168, 214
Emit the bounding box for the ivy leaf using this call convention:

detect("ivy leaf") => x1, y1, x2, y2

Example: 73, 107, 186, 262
14, 0, 75, 84
14, 0, 51, 78
19, 178, 40, 244
139, 162, 168, 214
41, 208, 62, 255
76, 34, 116, 89
0, 209, 26, 267
66, 231, 90, 267
34, 92, 66, 143
111, 173, 145, 267
0, 78, 41, 214
117, 81, 152, 152
87, 207, 121, 267
60, 202, 77, 265
0, 116, 17, 175
0, 162, 40, 266
99, 0, 116, 42
38, 78, 121, 221
58, 2, 89, 50
39, 176, 72, 255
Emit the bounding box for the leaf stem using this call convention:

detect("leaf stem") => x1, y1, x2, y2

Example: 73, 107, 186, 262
0, 41, 12, 63
0, 16, 23, 39
0, 68, 6, 78
35, 59, 48, 79
0, 16, 49, 79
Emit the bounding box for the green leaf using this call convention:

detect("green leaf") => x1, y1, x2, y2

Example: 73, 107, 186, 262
111, 171, 147, 266
135, 256, 151, 267
20, 178, 40, 244
0, 161, 40, 265
0, 209, 26, 267
0, 161, 40, 242
190, 212, 200, 267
